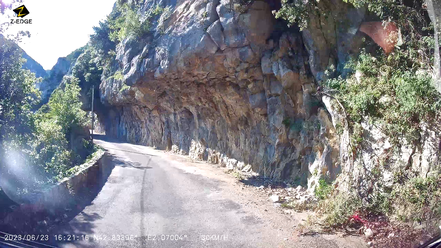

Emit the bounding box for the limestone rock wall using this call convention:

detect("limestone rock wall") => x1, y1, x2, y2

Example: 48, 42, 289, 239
97, 0, 440, 190
96, 0, 347, 188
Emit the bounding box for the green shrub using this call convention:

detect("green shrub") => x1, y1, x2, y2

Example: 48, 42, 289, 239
319, 174, 441, 228
119, 83, 131, 92
274, 0, 310, 29
113, 70, 124, 81
322, 192, 362, 227
32, 118, 72, 179
327, 49, 441, 146
392, 175, 441, 222
33, 76, 90, 181
315, 178, 332, 200
109, 3, 150, 42
152, 5, 164, 16
45, 77, 88, 134
108, 3, 167, 43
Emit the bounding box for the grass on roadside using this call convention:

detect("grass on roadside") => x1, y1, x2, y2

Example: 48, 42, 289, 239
62, 145, 105, 180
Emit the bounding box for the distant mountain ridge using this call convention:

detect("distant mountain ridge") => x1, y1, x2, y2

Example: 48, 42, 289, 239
0, 35, 82, 106
36, 57, 72, 106
0, 34, 47, 79
36, 47, 86, 106
22, 51, 47, 79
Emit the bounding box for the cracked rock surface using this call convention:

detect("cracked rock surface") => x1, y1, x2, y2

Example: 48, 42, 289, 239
96, 0, 440, 192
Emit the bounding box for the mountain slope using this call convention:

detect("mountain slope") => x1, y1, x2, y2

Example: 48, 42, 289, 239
22, 52, 47, 79
0, 34, 47, 79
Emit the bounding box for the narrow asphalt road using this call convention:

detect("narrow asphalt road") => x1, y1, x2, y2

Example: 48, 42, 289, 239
47, 135, 365, 248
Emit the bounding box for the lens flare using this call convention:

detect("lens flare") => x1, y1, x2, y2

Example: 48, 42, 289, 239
0, 147, 40, 204
1, 0, 14, 6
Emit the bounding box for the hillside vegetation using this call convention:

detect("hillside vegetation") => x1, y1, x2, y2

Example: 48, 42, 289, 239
276, 0, 441, 243
0, 38, 94, 194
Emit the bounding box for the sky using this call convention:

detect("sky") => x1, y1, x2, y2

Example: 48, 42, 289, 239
1, 0, 116, 69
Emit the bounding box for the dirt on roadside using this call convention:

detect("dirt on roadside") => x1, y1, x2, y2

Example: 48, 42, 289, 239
159, 150, 368, 248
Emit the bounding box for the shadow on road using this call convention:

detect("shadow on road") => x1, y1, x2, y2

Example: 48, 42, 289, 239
0, 154, 117, 239
106, 153, 153, 170
0, 134, 158, 247
92, 134, 126, 144
45, 149, 155, 246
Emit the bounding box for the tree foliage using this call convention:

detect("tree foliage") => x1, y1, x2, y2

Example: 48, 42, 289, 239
33, 77, 89, 180
327, 49, 441, 146
274, 0, 311, 29
45, 77, 87, 134
90, 20, 116, 56
71, 47, 103, 92
275, 0, 431, 32
0, 36, 92, 186
0, 37, 39, 147
108, 3, 150, 42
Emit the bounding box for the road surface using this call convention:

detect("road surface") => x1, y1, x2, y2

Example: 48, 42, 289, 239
45, 136, 365, 248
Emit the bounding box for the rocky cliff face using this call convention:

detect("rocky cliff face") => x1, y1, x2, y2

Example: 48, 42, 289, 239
96, 0, 440, 191
36, 57, 72, 105
22, 52, 47, 79
0, 34, 47, 81
36, 46, 87, 106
